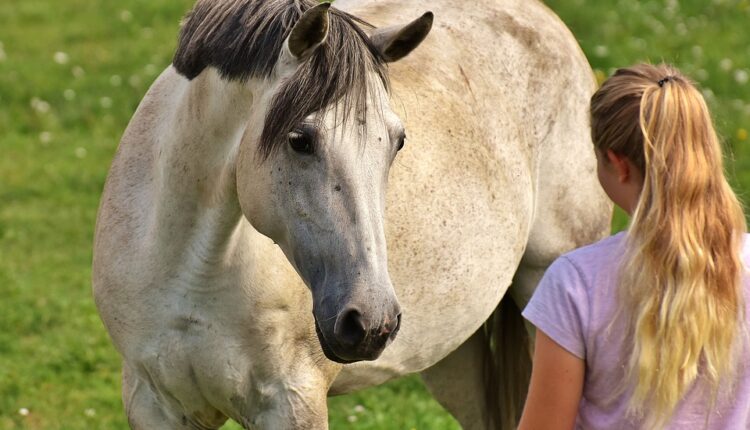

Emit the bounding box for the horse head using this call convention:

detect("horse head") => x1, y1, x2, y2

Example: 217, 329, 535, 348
175, 1, 432, 363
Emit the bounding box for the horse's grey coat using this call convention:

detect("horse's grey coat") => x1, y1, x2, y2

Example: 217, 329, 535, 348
93, 0, 611, 428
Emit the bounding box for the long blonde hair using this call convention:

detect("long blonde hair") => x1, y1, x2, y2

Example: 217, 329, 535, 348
590, 63, 747, 427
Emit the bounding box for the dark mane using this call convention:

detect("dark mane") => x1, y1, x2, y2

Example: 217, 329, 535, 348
173, 0, 389, 158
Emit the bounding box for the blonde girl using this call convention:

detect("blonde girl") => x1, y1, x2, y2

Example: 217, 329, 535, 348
518, 63, 749, 429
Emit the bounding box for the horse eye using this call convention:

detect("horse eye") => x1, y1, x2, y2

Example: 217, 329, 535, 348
288, 130, 314, 155
397, 134, 406, 151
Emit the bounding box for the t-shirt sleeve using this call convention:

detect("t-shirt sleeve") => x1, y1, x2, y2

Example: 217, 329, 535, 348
522, 256, 589, 360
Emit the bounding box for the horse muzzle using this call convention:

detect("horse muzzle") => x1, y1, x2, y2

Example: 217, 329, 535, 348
314, 304, 402, 363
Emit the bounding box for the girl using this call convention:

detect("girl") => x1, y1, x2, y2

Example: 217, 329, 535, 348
518, 64, 750, 429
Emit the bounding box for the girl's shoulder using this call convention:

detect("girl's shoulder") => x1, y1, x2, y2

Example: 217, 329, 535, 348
554, 232, 627, 279
564, 231, 626, 259
523, 233, 628, 359
554, 231, 750, 292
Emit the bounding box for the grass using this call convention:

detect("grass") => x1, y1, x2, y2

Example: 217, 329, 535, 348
1, 0, 748, 428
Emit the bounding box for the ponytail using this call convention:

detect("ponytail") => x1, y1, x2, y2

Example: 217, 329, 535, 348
590, 64, 746, 428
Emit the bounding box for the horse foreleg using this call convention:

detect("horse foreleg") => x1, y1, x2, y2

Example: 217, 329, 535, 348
230, 363, 334, 430
122, 363, 224, 430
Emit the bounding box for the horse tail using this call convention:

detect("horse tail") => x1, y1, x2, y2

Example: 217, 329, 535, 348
481, 292, 532, 429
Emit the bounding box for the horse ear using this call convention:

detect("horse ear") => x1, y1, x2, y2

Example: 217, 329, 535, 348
371, 12, 433, 63
287, 2, 331, 61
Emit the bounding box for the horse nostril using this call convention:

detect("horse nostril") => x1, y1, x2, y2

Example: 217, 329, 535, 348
392, 313, 402, 338
378, 312, 402, 339
335, 308, 366, 348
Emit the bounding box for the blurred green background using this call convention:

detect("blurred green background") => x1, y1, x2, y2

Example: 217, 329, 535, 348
1, 0, 748, 428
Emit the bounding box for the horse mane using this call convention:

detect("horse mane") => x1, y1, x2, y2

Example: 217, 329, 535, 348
173, 0, 389, 158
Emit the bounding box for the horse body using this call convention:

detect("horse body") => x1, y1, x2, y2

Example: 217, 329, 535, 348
93, 0, 610, 429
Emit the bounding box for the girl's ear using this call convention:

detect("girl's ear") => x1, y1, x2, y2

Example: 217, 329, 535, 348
606, 149, 632, 183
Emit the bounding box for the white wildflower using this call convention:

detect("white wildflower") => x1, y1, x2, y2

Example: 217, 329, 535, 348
144, 64, 158, 75
720, 58, 733, 72
347, 415, 357, 423
31, 97, 51, 113
63, 89, 76, 100
40, 132, 52, 144
353, 404, 365, 413
593, 45, 609, 58
19, 408, 29, 416
53, 51, 69, 65
128, 75, 142, 87
110, 75, 122, 86
75, 147, 88, 158
120, 10, 133, 23
695, 69, 709, 81
72, 66, 85, 79
100, 97, 113, 109
691, 45, 703, 58
734, 69, 749, 85
37, 101, 51, 113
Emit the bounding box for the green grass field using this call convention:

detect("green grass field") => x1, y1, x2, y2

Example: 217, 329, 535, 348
1, 0, 748, 428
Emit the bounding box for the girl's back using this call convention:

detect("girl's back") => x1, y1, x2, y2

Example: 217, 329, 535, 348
523, 232, 750, 428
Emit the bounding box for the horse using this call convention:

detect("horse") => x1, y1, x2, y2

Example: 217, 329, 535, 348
92, 0, 611, 428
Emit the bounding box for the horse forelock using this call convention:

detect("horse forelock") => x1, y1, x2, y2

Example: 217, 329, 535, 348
173, 0, 390, 160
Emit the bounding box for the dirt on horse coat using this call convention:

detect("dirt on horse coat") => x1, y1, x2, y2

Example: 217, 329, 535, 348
92, 0, 611, 428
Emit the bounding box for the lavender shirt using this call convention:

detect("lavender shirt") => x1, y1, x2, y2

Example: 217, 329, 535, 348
523, 232, 750, 429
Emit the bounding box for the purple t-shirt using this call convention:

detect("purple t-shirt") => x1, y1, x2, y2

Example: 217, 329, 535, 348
523, 232, 750, 429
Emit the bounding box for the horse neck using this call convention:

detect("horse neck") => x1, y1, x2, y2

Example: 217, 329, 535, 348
150, 68, 257, 273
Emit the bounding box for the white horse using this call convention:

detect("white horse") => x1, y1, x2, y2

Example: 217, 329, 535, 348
93, 0, 610, 428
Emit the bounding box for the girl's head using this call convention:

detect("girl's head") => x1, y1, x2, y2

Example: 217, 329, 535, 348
591, 64, 725, 201
590, 64, 747, 428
